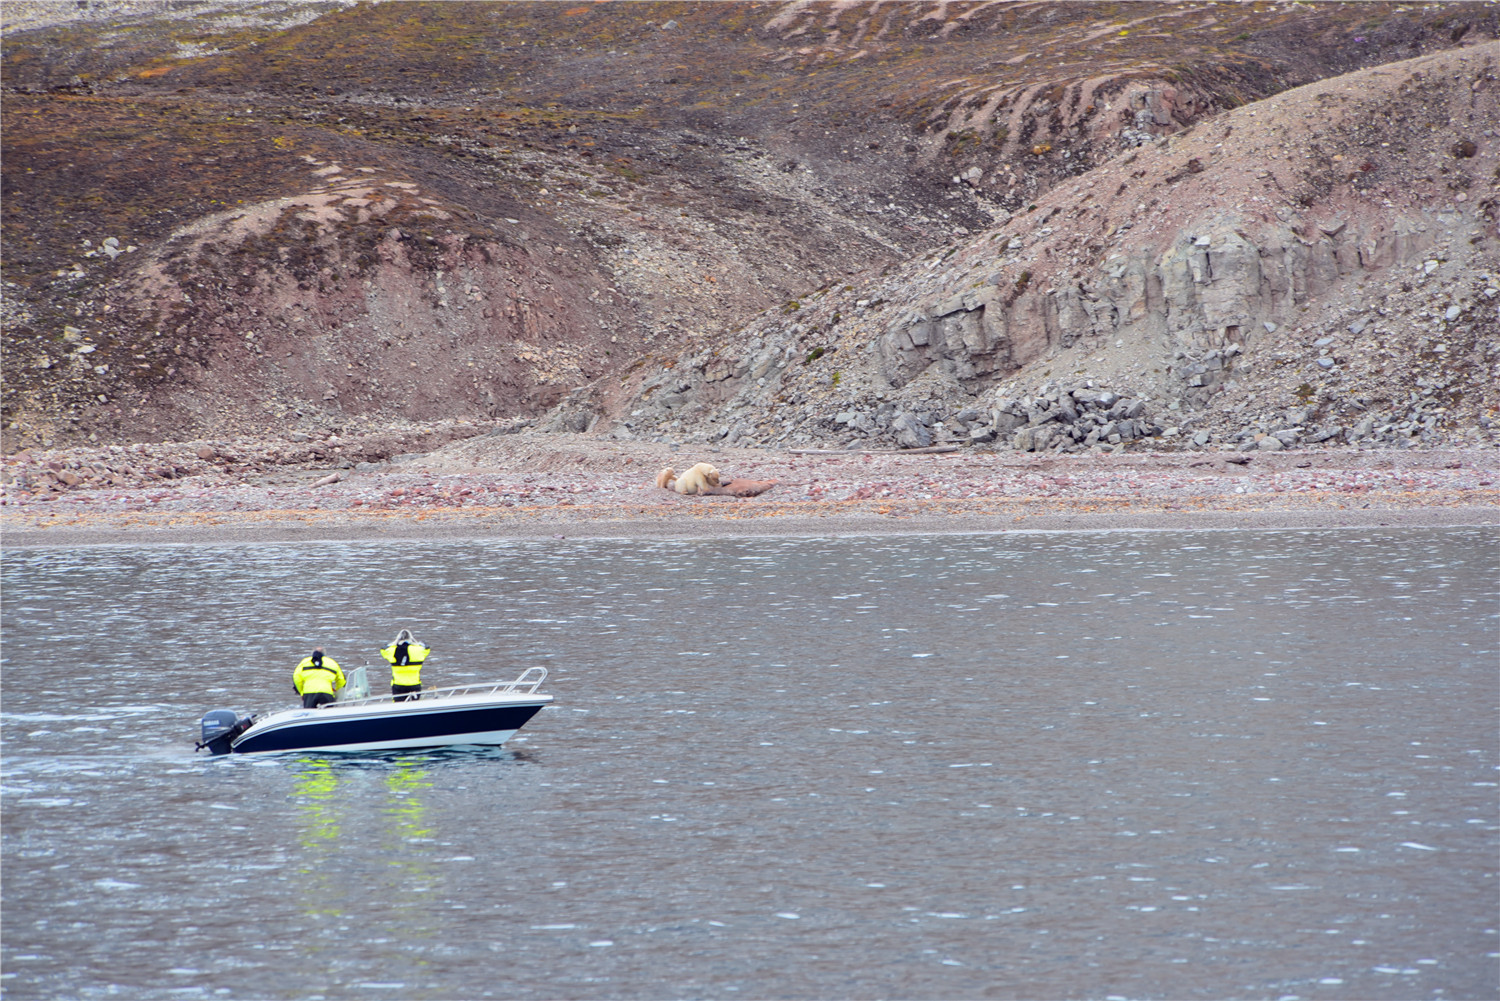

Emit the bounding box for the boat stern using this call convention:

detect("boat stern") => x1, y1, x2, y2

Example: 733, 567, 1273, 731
196, 709, 255, 755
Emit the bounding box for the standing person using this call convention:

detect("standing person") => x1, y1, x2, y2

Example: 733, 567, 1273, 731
381, 629, 430, 702
293, 647, 345, 709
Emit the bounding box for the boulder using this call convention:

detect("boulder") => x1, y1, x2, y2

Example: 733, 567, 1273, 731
1013, 426, 1054, 452
891, 412, 933, 449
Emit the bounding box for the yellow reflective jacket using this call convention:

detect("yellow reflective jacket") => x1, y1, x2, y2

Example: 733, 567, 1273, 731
294, 655, 345, 697
380, 641, 430, 687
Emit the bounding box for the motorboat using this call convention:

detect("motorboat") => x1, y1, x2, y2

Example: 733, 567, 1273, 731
197, 667, 552, 755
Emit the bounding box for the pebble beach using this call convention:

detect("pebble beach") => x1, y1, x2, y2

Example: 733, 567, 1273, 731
4, 433, 1495, 547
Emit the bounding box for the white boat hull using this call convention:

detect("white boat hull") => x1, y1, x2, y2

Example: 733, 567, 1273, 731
242, 725, 527, 754
199, 673, 554, 755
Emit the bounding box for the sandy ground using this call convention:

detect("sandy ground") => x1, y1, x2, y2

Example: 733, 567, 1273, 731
2, 434, 1496, 547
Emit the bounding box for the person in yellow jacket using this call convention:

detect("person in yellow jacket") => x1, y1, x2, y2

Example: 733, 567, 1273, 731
293, 647, 345, 709
381, 629, 430, 702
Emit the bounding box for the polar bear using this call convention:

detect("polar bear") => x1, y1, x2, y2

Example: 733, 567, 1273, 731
655, 466, 677, 489
673, 462, 720, 495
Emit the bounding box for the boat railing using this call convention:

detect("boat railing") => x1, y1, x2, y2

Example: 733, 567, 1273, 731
331, 666, 548, 709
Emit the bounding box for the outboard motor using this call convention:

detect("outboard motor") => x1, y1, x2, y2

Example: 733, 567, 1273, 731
197, 709, 254, 755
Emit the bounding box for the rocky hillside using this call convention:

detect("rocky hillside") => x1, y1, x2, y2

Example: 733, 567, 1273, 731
3, 1, 1496, 454
619, 42, 1500, 455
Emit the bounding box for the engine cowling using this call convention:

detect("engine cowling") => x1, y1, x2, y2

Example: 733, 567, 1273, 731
198, 709, 253, 755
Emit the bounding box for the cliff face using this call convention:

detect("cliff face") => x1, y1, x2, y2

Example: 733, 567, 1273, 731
871, 207, 1467, 397
3, 1, 1495, 451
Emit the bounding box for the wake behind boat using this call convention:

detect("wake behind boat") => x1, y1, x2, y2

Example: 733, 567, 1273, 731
197, 667, 552, 755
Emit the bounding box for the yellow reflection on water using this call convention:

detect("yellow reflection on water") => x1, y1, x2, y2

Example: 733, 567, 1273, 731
380, 758, 439, 947
286, 754, 444, 935
290, 757, 345, 920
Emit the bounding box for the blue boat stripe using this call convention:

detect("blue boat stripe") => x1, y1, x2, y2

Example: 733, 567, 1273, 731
232, 702, 545, 753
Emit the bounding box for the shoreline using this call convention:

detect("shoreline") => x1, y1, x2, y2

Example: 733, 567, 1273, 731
4, 435, 1496, 547
4, 498, 1495, 548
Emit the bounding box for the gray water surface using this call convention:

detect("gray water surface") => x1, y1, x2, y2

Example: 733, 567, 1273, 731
2, 529, 1497, 1000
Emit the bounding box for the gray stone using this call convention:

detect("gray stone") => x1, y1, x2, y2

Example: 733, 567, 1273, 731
1317, 357, 1336, 369
990, 410, 1025, 434
1257, 436, 1285, 451
933, 294, 967, 317
1012, 427, 1048, 452
891, 412, 933, 449
1026, 405, 1057, 427
968, 426, 996, 444
1305, 426, 1341, 443
1192, 430, 1211, 446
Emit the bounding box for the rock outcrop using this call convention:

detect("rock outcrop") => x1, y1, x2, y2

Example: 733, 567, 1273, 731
610, 43, 1500, 454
